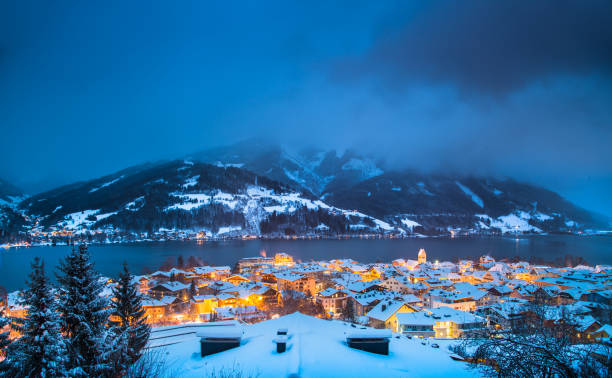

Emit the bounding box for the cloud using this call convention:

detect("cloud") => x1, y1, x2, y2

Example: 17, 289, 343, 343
333, 0, 612, 95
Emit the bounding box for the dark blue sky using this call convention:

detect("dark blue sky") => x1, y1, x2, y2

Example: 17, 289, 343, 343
1, 1, 611, 216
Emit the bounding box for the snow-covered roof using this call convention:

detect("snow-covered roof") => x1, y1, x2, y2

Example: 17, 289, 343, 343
367, 299, 410, 322
275, 272, 306, 282
152, 281, 189, 292
142, 296, 178, 307
148, 313, 476, 377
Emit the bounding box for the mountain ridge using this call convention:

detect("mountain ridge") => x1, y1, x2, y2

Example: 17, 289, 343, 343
1, 142, 609, 243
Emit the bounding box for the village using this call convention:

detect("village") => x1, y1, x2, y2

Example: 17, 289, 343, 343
4, 248, 610, 345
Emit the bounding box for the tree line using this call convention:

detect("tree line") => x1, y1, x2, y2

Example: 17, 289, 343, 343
0, 244, 150, 377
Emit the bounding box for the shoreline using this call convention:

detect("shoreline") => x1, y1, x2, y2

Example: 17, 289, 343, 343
2, 231, 610, 251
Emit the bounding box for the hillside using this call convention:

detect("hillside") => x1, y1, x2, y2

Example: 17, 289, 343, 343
324, 171, 607, 234
190, 139, 384, 196
0, 178, 28, 241
190, 141, 609, 235
20, 160, 395, 238
4, 142, 609, 243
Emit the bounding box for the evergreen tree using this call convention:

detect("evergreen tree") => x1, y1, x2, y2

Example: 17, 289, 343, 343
189, 280, 198, 299
341, 299, 355, 322
57, 244, 112, 377
0, 306, 11, 360
5, 258, 67, 377
111, 262, 151, 373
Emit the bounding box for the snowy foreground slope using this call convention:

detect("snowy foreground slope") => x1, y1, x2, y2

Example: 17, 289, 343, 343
152, 313, 477, 378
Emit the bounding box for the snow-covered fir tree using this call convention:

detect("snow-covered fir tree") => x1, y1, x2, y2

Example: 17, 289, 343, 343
0, 303, 13, 373
0, 306, 11, 356
4, 258, 67, 377
110, 262, 150, 373
57, 244, 112, 377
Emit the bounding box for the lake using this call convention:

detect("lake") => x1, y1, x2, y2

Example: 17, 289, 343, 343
1, 235, 612, 291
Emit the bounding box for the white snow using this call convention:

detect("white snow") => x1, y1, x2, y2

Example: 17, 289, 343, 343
455, 182, 484, 208
283, 168, 307, 187
401, 218, 421, 230
217, 225, 242, 235
160, 185, 395, 234
341, 158, 383, 180
125, 196, 145, 211
89, 176, 124, 193
156, 313, 476, 378
492, 188, 502, 196
96, 211, 117, 221
182, 175, 200, 189
477, 212, 542, 233
59, 209, 116, 229
533, 212, 553, 221
215, 162, 244, 168
0, 195, 27, 208
52, 205, 63, 213
372, 218, 394, 231
165, 194, 212, 211
213, 191, 239, 210
264, 205, 288, 213
61, 210, 99, 229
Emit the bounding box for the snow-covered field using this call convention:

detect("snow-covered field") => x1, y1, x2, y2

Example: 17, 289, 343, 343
154, 313, 477, 377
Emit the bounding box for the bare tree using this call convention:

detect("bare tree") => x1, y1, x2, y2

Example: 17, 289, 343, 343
453, 302, 612, 377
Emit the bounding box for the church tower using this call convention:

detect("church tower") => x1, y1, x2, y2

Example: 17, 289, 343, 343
417, 248, 427, 264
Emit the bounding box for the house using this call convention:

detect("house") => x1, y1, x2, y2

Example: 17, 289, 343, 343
424, 288, 480, 312
380, 276, 412, 293
213, 305, 265, 322
149, 281, 190, 301
348, 291, 391, 317
316, 288, 348, 317
591, 324, 612, 343
274, 253, 294, 266
366, 300, 416, 332
572, 315, 601, 342
226, 274, 251, 285
141, 296, 182, 324
150, 268, 189, 283
581, 290, 612, 305
191, 266, 231, 281
276, 273, 316, 296
427, 306, 485, 338
251, 286, 281, 308
191, 295, 219, 315
478, 299, 529, 329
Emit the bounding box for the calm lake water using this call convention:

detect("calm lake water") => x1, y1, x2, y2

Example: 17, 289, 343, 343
1, 235, 612, 291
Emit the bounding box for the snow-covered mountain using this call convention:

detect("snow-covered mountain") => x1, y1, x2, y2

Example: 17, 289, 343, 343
189, 141, 609, 235
19, 161, 396, 238
3, 141, 609, 242
324, 171, 609, 235
189, 139, 384, 196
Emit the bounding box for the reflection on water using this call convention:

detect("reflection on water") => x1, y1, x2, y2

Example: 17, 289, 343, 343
1, 235, 611, 291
